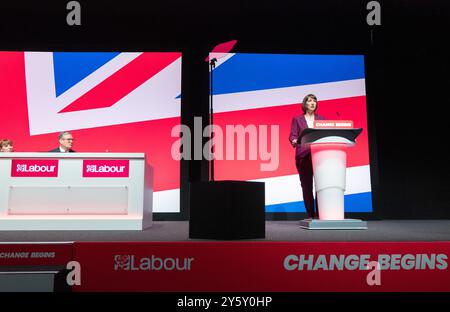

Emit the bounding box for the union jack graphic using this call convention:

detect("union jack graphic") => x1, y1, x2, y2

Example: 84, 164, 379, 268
211, 53, 372, 213
0, 51, 182, 212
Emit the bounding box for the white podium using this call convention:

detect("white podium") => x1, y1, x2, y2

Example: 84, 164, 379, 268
0, 153, 153, 230
298, 128, 367, 230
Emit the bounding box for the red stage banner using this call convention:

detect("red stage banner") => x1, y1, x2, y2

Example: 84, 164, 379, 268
72, 242, 450, 292
0, 243, 73, 266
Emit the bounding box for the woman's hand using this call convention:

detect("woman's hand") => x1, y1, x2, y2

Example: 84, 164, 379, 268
291, 139, 298, 147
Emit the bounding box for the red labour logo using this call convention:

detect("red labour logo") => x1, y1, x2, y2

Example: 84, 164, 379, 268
11, 160, 59, 177
83, 160, 129, 178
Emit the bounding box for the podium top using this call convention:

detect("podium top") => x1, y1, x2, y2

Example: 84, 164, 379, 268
299, 128, 362, 145
0, 152, 146, 160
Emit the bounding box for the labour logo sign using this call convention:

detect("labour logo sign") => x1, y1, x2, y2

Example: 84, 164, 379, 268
11, 159, 59, 177
83, 160, 129, 178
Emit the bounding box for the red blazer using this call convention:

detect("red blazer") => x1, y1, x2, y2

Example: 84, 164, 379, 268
289, 114, 325, 159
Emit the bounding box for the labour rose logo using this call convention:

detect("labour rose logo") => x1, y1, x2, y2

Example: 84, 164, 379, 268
16, 164, 27, 172
114, 255, 131, 270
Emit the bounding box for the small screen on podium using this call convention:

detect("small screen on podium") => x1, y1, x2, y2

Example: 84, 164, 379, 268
211, 53, 372, 214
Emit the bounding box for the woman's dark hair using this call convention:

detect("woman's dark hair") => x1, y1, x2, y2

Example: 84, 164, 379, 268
301, 94, 318, 114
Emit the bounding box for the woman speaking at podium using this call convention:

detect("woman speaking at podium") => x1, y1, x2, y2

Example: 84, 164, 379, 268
289, 94, 325, 219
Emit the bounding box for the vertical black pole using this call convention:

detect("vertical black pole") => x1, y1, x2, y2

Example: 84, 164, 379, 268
209, 58, 216, 181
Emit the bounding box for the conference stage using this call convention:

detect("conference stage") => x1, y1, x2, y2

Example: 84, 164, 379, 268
1, 220, 449, 292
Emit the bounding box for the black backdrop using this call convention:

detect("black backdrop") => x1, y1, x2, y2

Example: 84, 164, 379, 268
1, 0, 449, 219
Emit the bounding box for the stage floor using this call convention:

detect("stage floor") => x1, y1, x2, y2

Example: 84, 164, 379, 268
1, 220, 450, 242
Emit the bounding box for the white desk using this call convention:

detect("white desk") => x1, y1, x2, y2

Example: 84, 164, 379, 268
0, 153, 152, 230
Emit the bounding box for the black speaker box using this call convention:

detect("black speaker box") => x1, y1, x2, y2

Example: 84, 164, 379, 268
189, 181, 265, 240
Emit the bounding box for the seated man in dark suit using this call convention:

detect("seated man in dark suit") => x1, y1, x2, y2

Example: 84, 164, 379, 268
49, 131, 76, 152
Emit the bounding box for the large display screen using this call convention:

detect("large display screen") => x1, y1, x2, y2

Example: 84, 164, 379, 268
211, 53, 372, 213
0, 51, 181, 213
